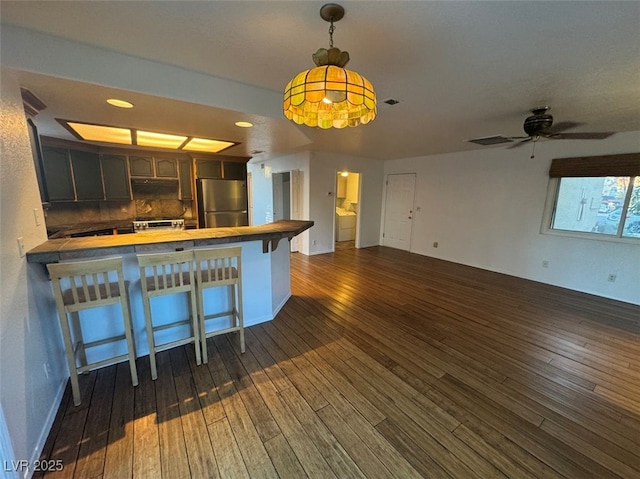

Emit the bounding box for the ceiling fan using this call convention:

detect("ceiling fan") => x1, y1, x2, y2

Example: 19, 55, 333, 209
466, 106, 616, 157
507, 106, 615, 149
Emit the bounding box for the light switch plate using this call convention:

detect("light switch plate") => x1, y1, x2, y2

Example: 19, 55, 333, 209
17, 237, 26, 257
33, 208, 42, 226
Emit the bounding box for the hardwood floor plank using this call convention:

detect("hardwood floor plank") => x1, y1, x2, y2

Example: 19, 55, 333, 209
263, 433, 308, 479
374, 418, 453, 479
132, 359, 161, 479
215, 335, 338, 478
73, 367, 115, 478
243, 327, 329, 412
260, 320, 387, 426
43, 379, 93, 479
204, 338, 278, 479
102, 363, 135, 479
208, 418, 250, 479
154, 350, 190, 479
170, 347, 219, 479
210, 336, 281, 443
184, 346, 226, 426
315, 405, 403, 479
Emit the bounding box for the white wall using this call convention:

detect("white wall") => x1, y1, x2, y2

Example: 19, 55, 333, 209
248, 151, 384, 255
1, 68, 68, 478
310, 152, 384, 253
247, 152, 311, 253
384, 131, 640, 305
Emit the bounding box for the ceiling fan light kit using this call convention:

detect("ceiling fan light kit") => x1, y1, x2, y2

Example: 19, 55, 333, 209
283, 3, 377, 129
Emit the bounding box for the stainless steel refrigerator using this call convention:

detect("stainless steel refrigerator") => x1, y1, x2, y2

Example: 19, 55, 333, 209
196, 179, 249, 228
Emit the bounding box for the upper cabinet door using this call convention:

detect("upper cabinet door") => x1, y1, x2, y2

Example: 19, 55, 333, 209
42, 147, 75, 201
155, 158, 178, 178
178, 159, 193, 200
101, 154, 131, 200
223, 161, 247, 180
71, 150, 104, 200
129, 156, 154, 177
196, 159, 222, 179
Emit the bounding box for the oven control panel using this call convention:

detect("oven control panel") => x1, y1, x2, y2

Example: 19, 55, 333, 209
133, 219, 185, 232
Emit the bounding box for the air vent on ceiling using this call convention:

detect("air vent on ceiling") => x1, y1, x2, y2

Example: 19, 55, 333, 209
466, 135, 514, 146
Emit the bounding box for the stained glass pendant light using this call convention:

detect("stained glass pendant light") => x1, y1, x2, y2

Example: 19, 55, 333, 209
283, 3, 376, 129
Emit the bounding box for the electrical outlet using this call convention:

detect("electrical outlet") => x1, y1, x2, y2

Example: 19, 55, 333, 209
542, 260, 549, 268
607, 274, 616, 283
433, 241, 439, 248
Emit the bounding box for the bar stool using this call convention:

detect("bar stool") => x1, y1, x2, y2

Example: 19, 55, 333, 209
47, 257, 139, 406
194, 246, 245, 363
137, 250, 200, 380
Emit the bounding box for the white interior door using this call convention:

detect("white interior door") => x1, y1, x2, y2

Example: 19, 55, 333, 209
272, 173, 284, 222
383, 173, 416, 251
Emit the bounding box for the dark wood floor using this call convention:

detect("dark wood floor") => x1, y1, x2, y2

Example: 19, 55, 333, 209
38, 246, 640, 478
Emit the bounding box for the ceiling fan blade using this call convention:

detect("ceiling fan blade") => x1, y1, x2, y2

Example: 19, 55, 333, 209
507, 137, 532, 149
544, 121, 583, 134
546, 132, 616, 140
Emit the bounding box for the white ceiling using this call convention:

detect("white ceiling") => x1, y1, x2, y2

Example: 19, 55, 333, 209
2, 1, 639, 161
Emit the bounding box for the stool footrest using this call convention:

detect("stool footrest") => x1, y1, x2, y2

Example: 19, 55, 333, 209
153, 337, 200, 355
202, 310, 237, 321
76, 354, 132, 374
204, 325, 242, 339
82, 334, 127, 350
151, 318, 192, 333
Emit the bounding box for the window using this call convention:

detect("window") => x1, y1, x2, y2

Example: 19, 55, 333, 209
545, 153, 640, 241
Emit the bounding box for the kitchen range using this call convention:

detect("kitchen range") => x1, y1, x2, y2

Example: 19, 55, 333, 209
132, 218, 185, 233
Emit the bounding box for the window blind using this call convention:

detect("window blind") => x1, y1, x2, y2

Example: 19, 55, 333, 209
549, 153, 640, 177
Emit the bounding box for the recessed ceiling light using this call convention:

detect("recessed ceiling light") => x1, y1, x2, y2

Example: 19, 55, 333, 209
106, 98, 134, 108
235, 121, 253, 128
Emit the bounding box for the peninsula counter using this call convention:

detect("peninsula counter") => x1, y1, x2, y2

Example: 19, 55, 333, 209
27, 220, 313, 363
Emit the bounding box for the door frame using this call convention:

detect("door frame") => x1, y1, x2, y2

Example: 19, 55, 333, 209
334, 169, 362, 251
382, 172, 416, 251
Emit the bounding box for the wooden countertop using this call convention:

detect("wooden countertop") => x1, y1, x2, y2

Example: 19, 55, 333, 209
27, 220, 314, 264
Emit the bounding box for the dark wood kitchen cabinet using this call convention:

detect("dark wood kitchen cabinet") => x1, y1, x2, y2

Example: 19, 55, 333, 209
101, 154, 131, 200
178, 159, 193, 200
130, 156, 178, 178
195, 159, 222, 179
129, 156, 154, 177
42, 147, 75, 201
222, 161, 247, 180
71, 150, 103, 200
155, 158, 178, 178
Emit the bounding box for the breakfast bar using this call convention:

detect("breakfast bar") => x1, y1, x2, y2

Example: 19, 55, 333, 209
27, 220, 313, 364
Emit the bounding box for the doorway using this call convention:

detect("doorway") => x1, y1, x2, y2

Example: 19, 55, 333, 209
335, 171, 361, 250
382, 173, 416, 251
273, 170, 302, 252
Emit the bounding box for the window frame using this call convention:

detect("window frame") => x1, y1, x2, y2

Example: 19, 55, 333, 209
540, 153, 640, 244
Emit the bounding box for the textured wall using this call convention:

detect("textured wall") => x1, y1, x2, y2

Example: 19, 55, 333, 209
1, 68, 67, 474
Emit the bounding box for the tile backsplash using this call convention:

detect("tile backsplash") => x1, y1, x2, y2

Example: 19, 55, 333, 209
45, 199, 193, 227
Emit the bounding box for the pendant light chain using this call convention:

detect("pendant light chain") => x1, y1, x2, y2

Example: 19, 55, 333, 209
329, 17, 335, 48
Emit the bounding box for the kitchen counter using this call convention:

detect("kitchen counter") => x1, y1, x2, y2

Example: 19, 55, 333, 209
28, 220, 314, 364
27, 220, 314, 264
